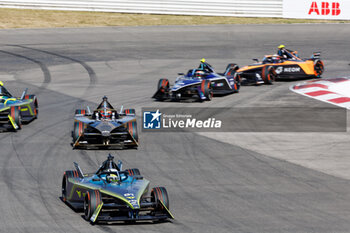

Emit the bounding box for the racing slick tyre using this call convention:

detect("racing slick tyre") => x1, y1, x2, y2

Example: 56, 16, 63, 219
124, 108, 135, 115
62, 170, 79, 202
126, 120, 138, 143
126, 168, 141, 176
151, 187, 169, 211
84, 190, 102, 222
234, 73, 241, 93
155, 79, 170, 101
72, 121, 84, 143
262, 66, 277, 85
10, 106, 22, 130
201, 79, 213, 101
24, 94, 38, 119
314, 59, 324, 78
224, 63, 239, 76
75, 109, 86, 115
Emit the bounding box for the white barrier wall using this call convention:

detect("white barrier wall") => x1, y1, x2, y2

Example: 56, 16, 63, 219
1, 0, 349, 20
0, 0, 283, 17
283, 0, 350, 20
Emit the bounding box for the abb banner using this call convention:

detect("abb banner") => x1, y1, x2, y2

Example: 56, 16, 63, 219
283, 0, 350, 20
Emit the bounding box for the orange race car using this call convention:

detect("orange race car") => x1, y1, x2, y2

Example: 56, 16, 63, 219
233, 51, 324, 85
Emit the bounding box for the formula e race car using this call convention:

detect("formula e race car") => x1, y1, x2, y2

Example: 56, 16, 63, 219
72, 96, 138, 149
152, 60, 240, 102
0, 81, 38, 131
236, 52, 324, 85
62, 154, 174, 224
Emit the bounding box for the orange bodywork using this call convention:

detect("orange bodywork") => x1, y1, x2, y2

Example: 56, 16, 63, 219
237, 60, 317, 76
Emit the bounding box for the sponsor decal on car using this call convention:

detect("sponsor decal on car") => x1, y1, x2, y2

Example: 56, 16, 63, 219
275, 66, 283, 74
124, 193, 135, 199
284, 67, 301, 73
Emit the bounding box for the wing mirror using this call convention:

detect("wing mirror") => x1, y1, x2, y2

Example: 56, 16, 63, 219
178, 73, 184, 75
252, 59, 259, 63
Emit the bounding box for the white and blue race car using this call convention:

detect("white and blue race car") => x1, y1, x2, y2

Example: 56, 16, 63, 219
152, 59, 240, 102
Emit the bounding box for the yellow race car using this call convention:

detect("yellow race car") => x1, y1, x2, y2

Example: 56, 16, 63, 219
0, 81, 38, 131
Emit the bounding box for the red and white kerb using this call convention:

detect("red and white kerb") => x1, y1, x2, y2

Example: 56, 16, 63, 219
290, 78, 350, 109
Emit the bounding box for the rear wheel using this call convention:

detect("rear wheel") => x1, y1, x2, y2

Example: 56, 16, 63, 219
200, 80, 213, 101
10, 106, 22, 130
234, 73, 241, 93
73, 121, 84, 142
123, 109, 135, 115
151, 187, 169, 211
126, 120, 138, 143
75, 109, 86, 115
24, 94, 38, 118
62, 170, 78, 202
262, 66, 276, 84
84, 190, 102, 222
314, 59, 324, 78
126, 168, 141, 176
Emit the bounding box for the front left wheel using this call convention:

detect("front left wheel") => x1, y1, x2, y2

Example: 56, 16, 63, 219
151, 187, 169, 211
72, 121, 84, 143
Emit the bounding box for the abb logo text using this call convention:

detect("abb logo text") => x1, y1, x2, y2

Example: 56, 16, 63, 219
308, 2, 341, 15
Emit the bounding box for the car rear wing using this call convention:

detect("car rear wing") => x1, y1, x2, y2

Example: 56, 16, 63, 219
311, 52, 321, 59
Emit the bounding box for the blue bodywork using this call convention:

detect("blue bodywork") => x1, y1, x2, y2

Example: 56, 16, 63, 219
153, 63, 239, 102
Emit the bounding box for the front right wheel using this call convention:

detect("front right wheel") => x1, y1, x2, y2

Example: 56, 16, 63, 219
10, 106, 22, 130
84, 190, 102, 222
200, 79, 213, 101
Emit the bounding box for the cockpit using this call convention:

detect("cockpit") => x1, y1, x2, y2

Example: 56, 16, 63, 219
262, 55, 283, 64
95, 154, 128, 184
93, 96, 118, 121
184, 69, 208, 79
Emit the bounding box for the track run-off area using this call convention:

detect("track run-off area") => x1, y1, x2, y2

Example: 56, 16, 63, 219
0, 24, 350, 233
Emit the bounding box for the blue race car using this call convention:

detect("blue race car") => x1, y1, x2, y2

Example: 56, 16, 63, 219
0, 81, 38, 131
62, 154, 174, 224
152, 59, 240, 102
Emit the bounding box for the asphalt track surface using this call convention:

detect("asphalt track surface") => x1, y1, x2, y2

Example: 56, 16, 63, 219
0, 24, 350, 233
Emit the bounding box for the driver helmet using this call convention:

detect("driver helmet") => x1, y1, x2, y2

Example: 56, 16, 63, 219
194, 70, 205, 78
200, 58, 206, 63
272, 54, 281, 63
107, 172, 119, 183
278, 44, 285, 49
101, 110, 112, 119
